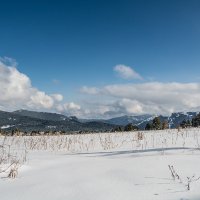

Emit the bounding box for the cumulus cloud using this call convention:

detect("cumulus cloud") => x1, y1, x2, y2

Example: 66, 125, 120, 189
114, 64, 142, 80
116, 99, 143, 114
51, 94, 63, 102
55, 102, 81, 115
3, 57, 200, 119
103, 82, 200, 107
63, 102, 81, 110
28, 91, 54, 109
0, 59, 82, 116
80, 82, 200, 117
0, 60, 58, 110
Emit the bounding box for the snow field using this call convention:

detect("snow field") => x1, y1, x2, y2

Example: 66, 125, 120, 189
1, 128, 200, 200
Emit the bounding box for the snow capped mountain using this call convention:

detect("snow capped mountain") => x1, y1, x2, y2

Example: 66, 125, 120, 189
0, 110, 199, 131
105, 114, 156, 129
168, 112, 197, 128
103, 112, 198, 129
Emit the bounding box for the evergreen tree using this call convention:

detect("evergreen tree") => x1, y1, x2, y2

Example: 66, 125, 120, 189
124, 123, 138, 131
192, 113, 200, 127
112, 126, 123, 132
162, 121, 169, 129
145, 123, 152, 130
187, 120, 192, 127
152, 117, 162, 130
180, 119, 187, 128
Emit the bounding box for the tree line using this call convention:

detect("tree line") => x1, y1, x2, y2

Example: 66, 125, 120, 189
112, 113, 200, 132
180, 113, 200, 128
2, 113, 200, 134
145, 113, 200, 130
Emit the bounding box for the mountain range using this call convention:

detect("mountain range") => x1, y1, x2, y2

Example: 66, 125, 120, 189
0, 110, 115, 132
0, 109, 198, 132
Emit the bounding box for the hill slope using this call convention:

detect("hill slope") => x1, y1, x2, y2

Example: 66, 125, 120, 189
0, 110, 115, 132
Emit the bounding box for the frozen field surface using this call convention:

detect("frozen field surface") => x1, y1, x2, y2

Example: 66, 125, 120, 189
1, 129, 200, 200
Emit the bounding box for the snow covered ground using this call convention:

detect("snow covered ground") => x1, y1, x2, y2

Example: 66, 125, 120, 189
1, 129, 200, 200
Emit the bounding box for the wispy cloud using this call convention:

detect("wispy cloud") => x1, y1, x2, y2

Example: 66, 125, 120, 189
80, 86, 100, 95
114, 64, 143, 80
0, 56, 18, 67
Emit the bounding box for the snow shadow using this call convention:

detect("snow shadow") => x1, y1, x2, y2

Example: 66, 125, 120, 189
68, 147, 198, 158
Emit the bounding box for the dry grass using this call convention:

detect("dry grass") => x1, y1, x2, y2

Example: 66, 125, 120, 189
0, 128, 200, 178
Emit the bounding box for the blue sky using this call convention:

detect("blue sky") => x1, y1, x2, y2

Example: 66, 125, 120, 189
1, 0, 200, 118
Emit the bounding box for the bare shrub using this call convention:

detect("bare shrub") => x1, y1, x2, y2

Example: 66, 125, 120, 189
7, 162, 19, 179
168, 165, 200, 191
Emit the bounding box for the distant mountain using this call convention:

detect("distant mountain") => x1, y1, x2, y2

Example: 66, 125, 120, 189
13, 109, 69, 121
168, 112, 197, 128
0, 110, 198, 132
0, 110, 115, 132
105, 114, 154, 126
99, 112, 198, 129
79, 114, 155, 129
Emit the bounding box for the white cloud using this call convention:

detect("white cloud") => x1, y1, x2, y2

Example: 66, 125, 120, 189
63, 102, 81, 110
56, 102, 81, 113
2, 57, 200, 119
0, 57, 18, 67
51, 94, 63, 102
55, 102, 82, 117
80, 86, 99, 95
114, 64, 142, 80
80, 82, 200, 117
0, 59, 61, 111
103, 82, 200, 107
0, 59, 84, 117
117, 99, 143, 114
29, 91, 54, 109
